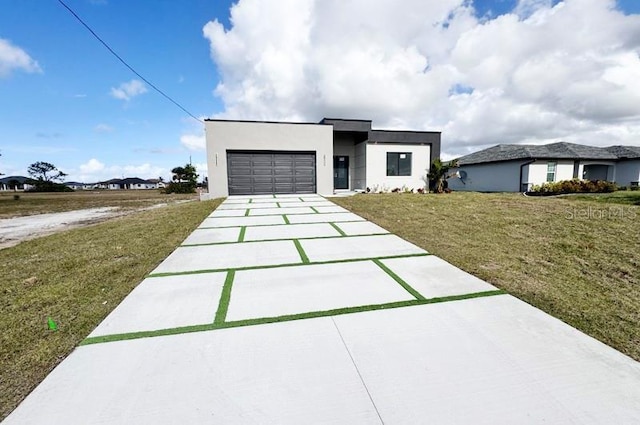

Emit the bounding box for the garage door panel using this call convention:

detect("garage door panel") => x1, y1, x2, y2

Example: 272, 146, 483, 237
227, 151, 316, 195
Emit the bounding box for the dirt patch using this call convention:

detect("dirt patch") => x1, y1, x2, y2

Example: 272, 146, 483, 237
0, 207, 122, 249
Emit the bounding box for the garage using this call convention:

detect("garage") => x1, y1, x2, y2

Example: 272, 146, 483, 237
227, 151, 316, 195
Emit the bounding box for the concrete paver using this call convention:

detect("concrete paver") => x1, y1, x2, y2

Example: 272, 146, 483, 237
208, 209, 247, 217
287, 212, 365, 224
217, 202, 278, 209
200, 215, 285, 228
151, 240, 301, 274
181, 227, 241, 245
226, 261, 415, 321
248, 206, 315, 216
314, 205, 349, 213
300, 234, 425, 262
381, 255, 496, 298
89, 273, 227, 337
334, 220, 389, 236
243, 223, 340, 241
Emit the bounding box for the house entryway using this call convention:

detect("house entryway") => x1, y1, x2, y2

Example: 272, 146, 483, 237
333, 156, 349, 190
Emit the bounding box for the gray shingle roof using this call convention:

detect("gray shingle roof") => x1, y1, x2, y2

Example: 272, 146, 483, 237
606, 145, 640, 159
457, 142, 631, 165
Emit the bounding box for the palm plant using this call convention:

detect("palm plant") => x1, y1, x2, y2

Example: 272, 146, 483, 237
427, 158, 459, 193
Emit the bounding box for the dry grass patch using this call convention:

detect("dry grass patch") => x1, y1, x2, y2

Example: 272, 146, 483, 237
0, 190, 198, 219
332, 192, 640, 361
0, 199, 221, 420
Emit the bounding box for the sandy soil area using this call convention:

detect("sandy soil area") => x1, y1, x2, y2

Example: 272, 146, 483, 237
0, 207, 120, 249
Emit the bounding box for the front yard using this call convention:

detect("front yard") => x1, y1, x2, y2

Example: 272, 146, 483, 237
332, 192, 640, 361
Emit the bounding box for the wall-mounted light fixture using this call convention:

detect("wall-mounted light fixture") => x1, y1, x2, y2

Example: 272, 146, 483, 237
215, 153, 218, 166
323, 154, 326, 166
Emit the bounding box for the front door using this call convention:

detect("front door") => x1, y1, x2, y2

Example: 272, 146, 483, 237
333, 156, 349, 190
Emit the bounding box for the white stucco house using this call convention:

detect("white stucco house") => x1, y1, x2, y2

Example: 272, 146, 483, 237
448, 142, 640, 192
204, 118, 441, 197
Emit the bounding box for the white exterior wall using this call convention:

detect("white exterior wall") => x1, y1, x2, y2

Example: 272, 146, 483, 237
523, 160, 574, 187
615, 160, 640, 187
205, 121, 334, 197
365, 144, 430, 191
449, 162, 523, 192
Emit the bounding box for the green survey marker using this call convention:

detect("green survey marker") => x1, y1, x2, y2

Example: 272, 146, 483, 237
47, 317, 58, 331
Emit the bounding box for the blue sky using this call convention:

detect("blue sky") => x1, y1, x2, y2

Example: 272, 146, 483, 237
1, 0, 639, 181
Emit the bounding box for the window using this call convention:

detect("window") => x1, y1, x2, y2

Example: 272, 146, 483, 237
546, 161, 557, 182
387, 152, 412, 176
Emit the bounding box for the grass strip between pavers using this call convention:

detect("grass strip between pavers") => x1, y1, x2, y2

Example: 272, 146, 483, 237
215, 205, 333, 212
199, 219, 364, 229
329, 222, 347, 236
147, 253, 430, 278
310, 206, 320, 213
373, 259, 425, 301
80, 290, 507, 346
237, 226, 246, 242
182, 231, 390, 247
244, 209, 250, 217
214, 270, 235, 324
293, 239, 310, 264
282, 214, 291, 224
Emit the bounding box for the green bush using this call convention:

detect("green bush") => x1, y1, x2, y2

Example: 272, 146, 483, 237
164, 181, 196, 194
529, 179, 617, 194
25, 182, 74, 192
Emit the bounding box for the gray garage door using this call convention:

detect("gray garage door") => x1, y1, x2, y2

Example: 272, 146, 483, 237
227, 151, 316, 195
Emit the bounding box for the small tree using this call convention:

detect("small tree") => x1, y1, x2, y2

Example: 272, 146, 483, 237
26, 161, 71, 192
27, 161, 67, 183
427, 158, 459, 193
165, 163, 198, 193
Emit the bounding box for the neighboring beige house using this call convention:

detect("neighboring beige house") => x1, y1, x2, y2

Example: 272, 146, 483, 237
448, 142, 640, 192
204, 118, 441, 197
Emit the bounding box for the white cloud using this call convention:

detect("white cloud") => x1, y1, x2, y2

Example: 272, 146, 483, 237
194, 162, 208, 179
110, 79, 147, 101
0, 38, 42, 77
203, 0, 640, 157
94, 123, 114, 133
73, 159, 166, 183
180, 133, 206, 151
79, 158, 105, 174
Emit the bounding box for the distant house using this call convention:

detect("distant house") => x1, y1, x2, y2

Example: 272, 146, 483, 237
146, 178, 166, 189
0, 176, 33, 191
93, 177, 158, 190
65, 181, 86, 190
448, 142, 640, 192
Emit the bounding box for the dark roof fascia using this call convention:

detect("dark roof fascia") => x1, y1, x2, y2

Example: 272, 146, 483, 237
320, 118, 372, 132
204, 118, 329, 126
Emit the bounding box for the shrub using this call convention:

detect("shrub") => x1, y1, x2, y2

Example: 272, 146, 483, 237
529, 179, 617, 194
164, 181, 196, 194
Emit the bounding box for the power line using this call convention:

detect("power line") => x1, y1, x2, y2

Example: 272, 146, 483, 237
56, 0, 203, 124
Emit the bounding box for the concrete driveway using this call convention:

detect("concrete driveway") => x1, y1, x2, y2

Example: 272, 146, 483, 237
4, 194, 640, 424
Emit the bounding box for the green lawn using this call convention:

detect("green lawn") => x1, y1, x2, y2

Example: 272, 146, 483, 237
558, 190, 640, 205
332, 192, 640, 362
0, 199, 221, 420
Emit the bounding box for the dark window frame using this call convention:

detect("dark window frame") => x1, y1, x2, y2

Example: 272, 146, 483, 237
386, 152, 412, 176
